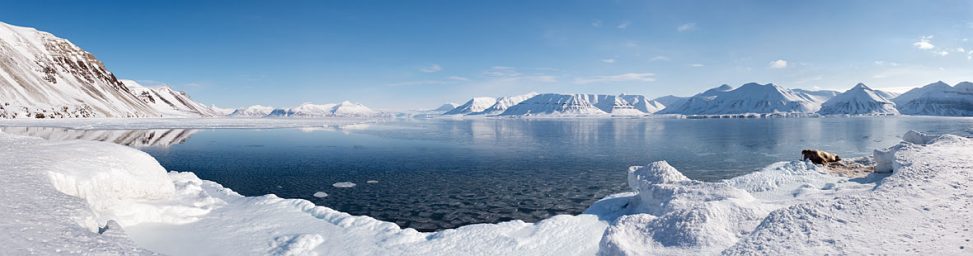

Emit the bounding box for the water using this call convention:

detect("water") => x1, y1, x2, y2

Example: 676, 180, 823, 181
4, 117, 972, 231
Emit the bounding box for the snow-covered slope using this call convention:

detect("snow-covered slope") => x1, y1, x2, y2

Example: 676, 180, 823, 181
267, 101, 378, 118
652, 95, 688, 110
0, 22, 159, 118
475, 92, 539, 115
121, 80, 220, 117
495, 93, 666, 116
444, 97, 499, 115
432, 103, 458, 113
894, 81, 973, 116
208, 105, 235, 115
792, 89, 839, 103
659, 83, 821, 115
229, 105, 275, 117
817, 83, 899, 115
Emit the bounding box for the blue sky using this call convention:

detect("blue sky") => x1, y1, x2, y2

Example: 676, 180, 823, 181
2, 0, 972, 109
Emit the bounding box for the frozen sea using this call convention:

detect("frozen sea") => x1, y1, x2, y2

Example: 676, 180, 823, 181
3, 116, 972, 231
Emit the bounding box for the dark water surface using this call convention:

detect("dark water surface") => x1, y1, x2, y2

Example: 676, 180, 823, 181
4, 117, 972, 231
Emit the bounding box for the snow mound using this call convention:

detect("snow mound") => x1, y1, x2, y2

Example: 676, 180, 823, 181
269, 234, 325, 256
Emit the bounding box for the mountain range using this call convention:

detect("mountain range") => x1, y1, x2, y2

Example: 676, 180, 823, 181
2, 21, 972, 119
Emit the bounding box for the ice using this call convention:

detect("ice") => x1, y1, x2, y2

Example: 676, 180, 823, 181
366, 180, 379, 184
312, 192, 329, 198
332, 182, 357, 188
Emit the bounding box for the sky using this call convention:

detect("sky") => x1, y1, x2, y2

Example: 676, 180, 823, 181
1, 0, 972, 109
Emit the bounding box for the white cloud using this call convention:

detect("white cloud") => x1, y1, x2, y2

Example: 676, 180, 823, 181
480, 66, 558, 83
617, 21, 630, 29
482, 66, 521, 77
769, 59, 788, 69
591, 20, 603, 27
689, 63, 704, 67
447, 76, 469, 81
874, 60, 900, 67
677, 23, 696, 32
419, 64, 442, 73
649, 56, 670, 62
957, 48, 966, 53
574, 73, 656, 84
601, 58, 616, 64
935, 50, 950, 56
913, 36, 935, 50
385, 80, 451, 87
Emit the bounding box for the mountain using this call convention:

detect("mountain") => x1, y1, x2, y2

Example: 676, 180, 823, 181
659, 83, 820, 115
497, 93, 665, 116
121, 80, 220, 117
432, 103, 458, 113
817, 83, 899, 115
873, 90, 900, 101
229, 105, 275, 117
266, 101, 377, 117
444, 97, 498, 115
895, 81, 973, 116
652, 95, 688, 109
0, 21, 158, 118
209, 105, 236, 115
475, 92, 539, 115
792, 89, 840, 103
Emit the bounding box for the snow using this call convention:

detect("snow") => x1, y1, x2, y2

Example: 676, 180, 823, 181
266, 101, 379, 118
120, 80, 222, 117
476, 92, 539, 115
659, 83, 824, 115
495, 93, 666, 116
3, 130, 972, 255
0, 21, 160, 118
894, 81, 973, 116
444, 97, 499, 115
817, 83, 899, 115
229, 105, 276, 117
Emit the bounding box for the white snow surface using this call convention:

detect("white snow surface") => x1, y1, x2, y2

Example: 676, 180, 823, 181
497, 93, 666, 116
120, 80, 221, 117
894, 81, 973, 116
229, 105, 276, 117
267, 101, 379, 118
3, 130, 972, 255
0, 21, 160, 118
817, 83, 899, 115
444, 97, 499, 115
659, 83, 827, 115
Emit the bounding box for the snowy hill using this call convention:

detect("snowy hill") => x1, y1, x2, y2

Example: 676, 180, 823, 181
265, 101, 377, 118
497, 93, 665, 116
475, 92, 539, 115
0, 21, 159, 118
652, 95, 688, 109
432, 103, 458, 113
895, 81, 973, 116
659, 83, 821, 115
209, 105, 236, 115
817, 83, 899, 115
229, 105, 275, 117
121, 80, 220, 117
792, 89, 839, 103
444, 97, 499, 115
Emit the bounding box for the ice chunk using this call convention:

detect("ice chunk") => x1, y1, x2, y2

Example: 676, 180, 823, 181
312, 192, 328, 198
903, 130, 938, 145
332, 182, 356, 188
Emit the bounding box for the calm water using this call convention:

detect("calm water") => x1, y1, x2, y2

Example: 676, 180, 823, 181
4, 117, 972, 231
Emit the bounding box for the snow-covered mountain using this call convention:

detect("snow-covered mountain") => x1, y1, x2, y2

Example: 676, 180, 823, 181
121, 80, 220, 117
817, 83, 899, 115
658, 83, 821, 115
475, 92, 539, 115
265, 101, 377, 118
0, 21, 159, 118
432, 103, 458, 113
229, 105, 275, 117
792, 89, 840, 103
895, 81, 973, 116
209, 105, 236, 115
497, 93, 666, 116
652, 95, 688, 109
444, 97, 499, 115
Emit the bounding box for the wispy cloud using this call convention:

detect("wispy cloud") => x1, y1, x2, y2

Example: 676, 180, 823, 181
591, 19, 603, 28
769, 59, 788, 69
447, 76, 469, 81
934, 50, 950, 56
649, 56, 670, 62
689, 63, 704, 67
385, 80, 451, 87
574, 73, 656, 84
677, 23, 696, 32
482, 66, 521, 77
601, 58, 616, 64
419, 64, 443, 73
481, 66, 558, 83
617, 21, 630, 29
913, 35, 935, 50
874, 60, 900, 67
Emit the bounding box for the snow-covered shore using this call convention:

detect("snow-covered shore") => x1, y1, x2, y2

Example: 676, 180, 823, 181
1, 130, 970, 255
